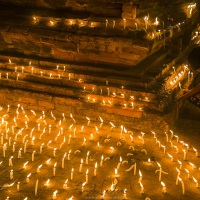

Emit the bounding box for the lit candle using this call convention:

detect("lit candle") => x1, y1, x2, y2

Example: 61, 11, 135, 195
100, 155, 104, 167
32, 151, 35, 161
192, 176, 199, 188
71, 168, 74, 180
161, 182, 166, 193
9, 156, 13, 166
113, 20, 115, 28
68, 135, 71, 144
178, 160, 182, 169
31, 67, 34, 74
18, 148, 22, 158
176, 168, 180, 185
17, 182, 20, 191
2, 144, 6, 158
62, 154, 66, 169
40, 143, 44, 154
53, 148, 57, 157
114, 168, 119, 177
44, 179, 50, 187
140, 182, 144, 193
123, 189, 127, 199
193, 147, 199, 157
6, 73, 8, 79
183, 150, 187, 161
85, 169, 89, 183
185, 168, 190, 178
16, 74, 19, 81
138, 170, 142, 183
67, 150, 71, 160
178, 177, 185, 195
53, 162, 57, 176
10, 170, 13, 180
79, 158, 83, 172
26, 173, 31, 183
23, 161, 29, 169
94, 162, 97, 176
82, 182, 86, 192
22, 66, 24, 73
86, 151, 90, 165
35, 179, 38, 196
117, 156, 122, 170
123, 19, 126, 29
63, 180, 68, 190
106, 19, 108, 27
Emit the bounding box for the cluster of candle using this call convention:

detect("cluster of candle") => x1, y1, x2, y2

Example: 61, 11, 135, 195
0, 104, 199, 199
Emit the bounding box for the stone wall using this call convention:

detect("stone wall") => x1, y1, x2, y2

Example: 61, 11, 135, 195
0, 25, 149, 67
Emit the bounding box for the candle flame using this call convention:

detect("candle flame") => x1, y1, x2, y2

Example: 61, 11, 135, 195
139, 170, 142, 177
86, 169, 88, 175
161, 182, 165, 187
95, 162, 98, 168
27, 173, 31, 178
139, 182, 143, 188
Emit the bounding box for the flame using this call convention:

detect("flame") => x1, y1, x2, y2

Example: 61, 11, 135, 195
139, 170, 142, 177
161, 182, 165, 187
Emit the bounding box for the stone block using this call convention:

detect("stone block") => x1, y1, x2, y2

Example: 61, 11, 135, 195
38, 100, 55, 109
122, 3, 133, 13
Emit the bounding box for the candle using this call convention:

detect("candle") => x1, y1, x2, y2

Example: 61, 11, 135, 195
26, 173, 31, 183
176, 168, 180, 185
10, 170, 13, 180
31, 67, 34, 74
82, 137, 86, 146
138, 170, 142, 183
82, 182, 86, 192
9, 156, 13, 166
123, 189, 127, 199
69, 73, 71, 80
185, 168, 190, 178
113, 20, 115, 28
53, 163, 57, 176
193, 147, 199, 157
17, 182, 20, 191
32, 151, 35, 161
6, 73, 8, 79
94, 162, 97, 176
71, 168, 74, 180
178, 177, 185, 195
79, 158, 83, 172
68, 135, 71, 144
106, 19, 108, 27
52, 190, 58, 200
86, 151, 90, 165
24, 140, 28, 153
17, 74, 19, 81
100, 155, 104, 167
22, 66, 24, 73
117, 156, 122, 170
161, 182, 166, 193
85, 169, 89, 183
12, 142, 16, 152
165, 132, 169, 142
18, 148, 22, 158
123, 18, 126, 29
140, 182, 144, 193
167, 153, 173, 162
53, 148, 56, 157
23, 161, 29, 169
183, 150, 187, 161
67, 150, 71, 160
178, 160, 182, 169
192, 176, 199, 188
62, 156, 65, 169
44, 179, 50, 187
63, 180, 68, 190
35, 179, 38, 196
37, 164, 42, 173
40, 143, 44, 154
